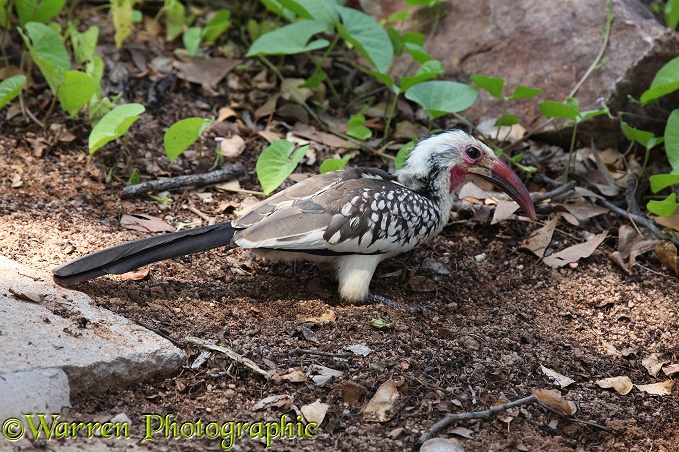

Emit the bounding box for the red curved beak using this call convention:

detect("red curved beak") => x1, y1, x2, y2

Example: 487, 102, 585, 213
470, 159, 536, 222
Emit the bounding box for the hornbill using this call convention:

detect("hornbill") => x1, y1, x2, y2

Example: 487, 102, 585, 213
53, 130, 536, 308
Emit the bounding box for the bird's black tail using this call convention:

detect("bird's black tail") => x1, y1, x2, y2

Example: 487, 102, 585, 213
52, 222, 236, 286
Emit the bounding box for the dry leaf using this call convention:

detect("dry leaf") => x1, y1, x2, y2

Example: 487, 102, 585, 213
558, 204, 609, 223
333, 381, 369, 406
449, 426, 474, 439
362, 379, 400, 422
345, 344, 373, 356
176, 58, 241, 93
596, 376, 633, 395
220, 135, 246, 158
655, 241, 679, 276
662, 363, 679, 376
281, 78, 313, 104
251, 394, 294, 411
8, 287, 44, 303
543, 231, 608, 268
120, 214, 177, 233
114, 267, 150, 282
258, 130, 283, 143
531, 388, 577, 416
297, 309, 336, 325
642, 353, 668, 377
307, 364, 343, 385
281, 368, 307, 383
217, 107, 238, 122
300, 400, 329, 425
635, 380, 674, 396
491, 200, 520, 223
292, 123, 351, 148
10, 173, 22, 188
521, 215, 559, 258
654, 211, 679, 233
540, 364, 576, 388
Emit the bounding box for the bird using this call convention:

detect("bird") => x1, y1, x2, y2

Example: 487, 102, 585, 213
53, 129, 536, 309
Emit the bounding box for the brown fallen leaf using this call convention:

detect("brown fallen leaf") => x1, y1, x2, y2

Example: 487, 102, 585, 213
362, 379, 400, 422
653, 210, 679, 233
662, 363, 679, 377
558, 203, 609, 225
449, 426, 474, 439
531, 388, 577, 416
543, 231, 608, 268
300, 400, 329, 425
217, 107, 238, 122
307, 364, 343, 386
281, 78, 313, 104
521, 214, 559, 258
8, 287, 44, 303
635, 380, 674, 396
333, 380, 369, 406
297, 309, 336, 325
655, 241, 679, 276
540, 364, 576, 388
114, 267, 150, 282
120, 214, 177, 233
642, 353, 668, 377
596, 376, 633, 395
491, 199, 520, 223
176, 58, 241, 94
280, 368, 307, 383
220, 135, 246, 158
251, 394, 294, 411
292, 123, 351, 148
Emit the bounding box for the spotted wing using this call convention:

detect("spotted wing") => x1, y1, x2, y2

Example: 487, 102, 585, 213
232, 168, 444, 254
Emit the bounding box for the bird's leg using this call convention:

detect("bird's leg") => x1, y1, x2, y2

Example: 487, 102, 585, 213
367, 293, 435, 311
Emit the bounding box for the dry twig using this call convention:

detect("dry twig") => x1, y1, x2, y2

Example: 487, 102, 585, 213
276, 348, 354, 358
122, 163, 244, 198
185, 336, 273, 380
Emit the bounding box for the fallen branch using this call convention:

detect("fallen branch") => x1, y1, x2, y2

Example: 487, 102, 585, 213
276, 348, 354, 358
185, 336, 273, 380
136, 319, 184, 347
122, 163, 244, 198
531, 181, 577, 203
416, 395, 537, 447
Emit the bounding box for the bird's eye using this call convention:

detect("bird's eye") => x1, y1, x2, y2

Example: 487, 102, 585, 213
465, 146, 482, 160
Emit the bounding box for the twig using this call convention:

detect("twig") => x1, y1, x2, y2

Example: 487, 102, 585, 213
536, 403, 612, 433
122, 163, 244, 198
185, 336, 273, 380
275, 348, 354, 358
595, 197, 679, 247
135, 319, 185, 347
416, 395, 537, 447
531, 181, 577, 203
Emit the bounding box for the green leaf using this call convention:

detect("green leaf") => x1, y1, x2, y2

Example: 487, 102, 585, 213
163, 117, 212, 161
346, 114, 372, 140
399, 59, 443, 93
578, 108, 608, 121
164, 0, 185, 41
336, 6, 393, 74
256, 139, 308, 194
509, 85, 543, 100
403, 42, 432, 64
58, 70, 95, 116
647, 193, 678, 217
19, 22, 70, 93
539, 101, 579, 121
298, 68, 327, 89
369, 71, 396, 92
650, 174, 679, 193
0, 75, 26, 109
495, 114, 520, 127
285, 0, 338, 24
319, 154, 351, 173
395, 140, 415, 170
259, 0, 296, 22
566, 96, 579, 111
88, 103, 145, 153
86, 55, 104, 97
667, 0, 679, 29
387, 10, 409, 23
203, 9, 231, 42
70, 25, 99, 64
405, 81, 478, 119
470, 74, 505, 99
386, 26, 404, 56
370, 317, 391, 329
128, 169, 140, 185
641, 57, 679, 104
183, 26, 202, 56
111, 0, 134, 49
246, 20, 330, 57
666, 109, 679, 174
621, 122, 663, 150
16, 0, 65, 26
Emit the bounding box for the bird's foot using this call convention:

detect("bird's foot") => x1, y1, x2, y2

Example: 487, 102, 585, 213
367, 293, 435, 311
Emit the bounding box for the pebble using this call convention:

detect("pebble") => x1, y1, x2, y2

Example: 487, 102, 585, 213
420, 437, 465, 452
474, 253, 487, 262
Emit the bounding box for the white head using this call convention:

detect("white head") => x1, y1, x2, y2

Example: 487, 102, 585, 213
397, 130, 536, 221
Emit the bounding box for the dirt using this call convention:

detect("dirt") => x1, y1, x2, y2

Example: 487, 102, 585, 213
2, 11, 679, 452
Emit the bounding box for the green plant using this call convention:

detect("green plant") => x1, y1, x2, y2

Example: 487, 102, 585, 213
256, 139, 309, 194
88, 103, 145, 154
319, 154, 351, 173
346, 114, 371, 140
0, 75, 26, 109
159, 0, 232, 56
163, 117, 214, 161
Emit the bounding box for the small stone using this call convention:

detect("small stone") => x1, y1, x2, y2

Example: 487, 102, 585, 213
474, 253, 487, 262
460, 336, 481, 351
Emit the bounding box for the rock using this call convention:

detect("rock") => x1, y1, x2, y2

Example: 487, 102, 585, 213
420, 437, 466, 452
364, 0, 679, 147
0, 256, 185, 417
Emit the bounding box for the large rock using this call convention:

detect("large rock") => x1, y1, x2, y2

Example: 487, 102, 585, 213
366, 0, 679, 147
0, 256, 185, 418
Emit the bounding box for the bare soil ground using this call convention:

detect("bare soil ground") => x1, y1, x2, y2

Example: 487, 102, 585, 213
2, 17, 679, 452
